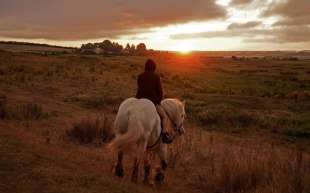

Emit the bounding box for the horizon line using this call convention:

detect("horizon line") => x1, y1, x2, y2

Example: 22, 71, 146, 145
0, 40, 309, 52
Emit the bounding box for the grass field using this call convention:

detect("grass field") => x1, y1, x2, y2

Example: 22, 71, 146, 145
0, 49, 309, 193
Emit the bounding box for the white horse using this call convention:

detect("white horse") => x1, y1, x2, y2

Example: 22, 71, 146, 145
108, 97, 186, 184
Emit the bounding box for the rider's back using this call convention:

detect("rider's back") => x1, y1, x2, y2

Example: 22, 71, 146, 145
136, 71, 162, 105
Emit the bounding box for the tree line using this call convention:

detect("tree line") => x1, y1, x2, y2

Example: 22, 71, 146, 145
80, 40, 148, 55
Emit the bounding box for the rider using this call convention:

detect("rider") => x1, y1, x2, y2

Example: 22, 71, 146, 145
136, 59, 172, 143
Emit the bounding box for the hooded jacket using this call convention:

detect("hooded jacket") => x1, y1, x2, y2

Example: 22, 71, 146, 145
136, 59, 163, 105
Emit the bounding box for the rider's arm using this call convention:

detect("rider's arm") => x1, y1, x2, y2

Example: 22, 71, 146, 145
136, 75, 141, 98
156, 75, 163, 101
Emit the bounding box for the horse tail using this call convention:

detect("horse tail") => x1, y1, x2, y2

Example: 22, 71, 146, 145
107, 111, 144, 151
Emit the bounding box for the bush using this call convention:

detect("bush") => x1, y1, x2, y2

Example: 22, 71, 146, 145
0, 99, 46, 120
66, 115, 112, 144
15, 103, 45, 120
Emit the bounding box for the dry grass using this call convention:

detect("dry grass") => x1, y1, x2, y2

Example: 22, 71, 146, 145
0, 98, 47, 121
1, 50, 310, 193
169, 128, 310, 193
66, 115, 113, 144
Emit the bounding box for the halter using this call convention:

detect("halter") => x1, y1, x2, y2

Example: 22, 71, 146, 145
146, 106, 181, 149
146, 127, 162, 149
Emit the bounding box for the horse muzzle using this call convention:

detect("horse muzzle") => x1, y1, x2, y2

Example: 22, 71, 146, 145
177, 126, 185, 135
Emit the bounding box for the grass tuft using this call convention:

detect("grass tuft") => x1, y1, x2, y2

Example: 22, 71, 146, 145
66, 115, 112, 144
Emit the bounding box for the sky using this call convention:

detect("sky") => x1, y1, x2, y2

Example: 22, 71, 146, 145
0, 0, 309, 51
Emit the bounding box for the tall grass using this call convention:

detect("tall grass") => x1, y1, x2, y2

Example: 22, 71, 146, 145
66, 115, 112, 144
170, 129, 310, 193
0, 99, 47, 121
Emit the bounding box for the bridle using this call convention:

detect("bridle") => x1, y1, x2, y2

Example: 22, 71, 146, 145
146, 106, 183, 149
164, 107, 184, 134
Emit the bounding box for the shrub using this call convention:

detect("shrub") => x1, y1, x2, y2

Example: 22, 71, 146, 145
0, 100, 46, 120
15, 103, 45, 120
66, 115, 112, 144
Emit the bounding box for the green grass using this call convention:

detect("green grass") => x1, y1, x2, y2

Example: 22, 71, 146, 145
0, 51, 310, 193
0, 52, 309, 139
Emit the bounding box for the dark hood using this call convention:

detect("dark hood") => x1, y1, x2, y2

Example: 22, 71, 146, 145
144, 59, 156, 72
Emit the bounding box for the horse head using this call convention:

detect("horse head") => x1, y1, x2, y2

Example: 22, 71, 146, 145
161, 99, 186, 136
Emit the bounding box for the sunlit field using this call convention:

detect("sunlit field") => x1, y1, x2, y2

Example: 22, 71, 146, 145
1, 49, 310, 193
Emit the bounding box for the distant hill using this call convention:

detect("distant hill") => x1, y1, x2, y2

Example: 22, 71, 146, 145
0, 41, 76, 53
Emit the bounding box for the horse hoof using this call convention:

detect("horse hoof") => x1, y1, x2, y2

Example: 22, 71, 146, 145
155, 172, 164, 186
115, 164, 124, 178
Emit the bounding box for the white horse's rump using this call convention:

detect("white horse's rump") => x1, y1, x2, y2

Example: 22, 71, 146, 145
109, 98, 161, 151
108, 97, 186, 184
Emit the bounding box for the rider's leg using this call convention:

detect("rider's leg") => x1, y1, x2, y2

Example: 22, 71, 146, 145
156, 105, 173, 143
156, 105, 168, 132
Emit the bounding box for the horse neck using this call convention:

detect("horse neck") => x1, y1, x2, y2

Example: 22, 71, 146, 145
161, 99, 178, 121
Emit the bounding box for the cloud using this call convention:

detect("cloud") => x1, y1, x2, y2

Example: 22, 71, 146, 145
227, 21, 262, 30
230, 0, 253, 6
171, 25, 310, 43
171, 29, 263, 39
0, 0, 226, 40
170, 0, 310, 45
263, 0, 310, 26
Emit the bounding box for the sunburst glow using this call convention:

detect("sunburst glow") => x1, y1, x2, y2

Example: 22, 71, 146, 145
171, 41, 193, 53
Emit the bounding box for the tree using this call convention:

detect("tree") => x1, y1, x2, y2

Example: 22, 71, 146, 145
79, 40, 148, 55
124, 43, 131, 53
99, 40, 113, 53
129, 44, 136, 54
136, 43, 147, 54
81, 43, 95, 49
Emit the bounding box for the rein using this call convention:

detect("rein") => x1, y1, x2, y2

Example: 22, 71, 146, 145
146, 128, 162, 149
146, 106, 176, 150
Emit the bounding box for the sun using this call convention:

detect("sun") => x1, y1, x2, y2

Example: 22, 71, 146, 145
172, 42, 193, 54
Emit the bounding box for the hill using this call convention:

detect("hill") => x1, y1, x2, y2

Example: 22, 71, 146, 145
0, 41, 75, 53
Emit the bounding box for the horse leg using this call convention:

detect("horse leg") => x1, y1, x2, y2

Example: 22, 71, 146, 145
155, 144, 168, 186
115, 151, 124, 178
143, 154, 151, 184
131, 157, 140, 183
131, 141, 148, 183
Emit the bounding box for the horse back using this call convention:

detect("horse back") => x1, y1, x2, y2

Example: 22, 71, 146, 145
114, 98, 159, 135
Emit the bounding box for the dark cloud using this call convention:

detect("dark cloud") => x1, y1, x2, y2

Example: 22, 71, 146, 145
171, 28, 264, 39
0, 0, 226, 40
230, 0, 253, 6
227, 21, 262, 30
272, 26, 310, 43
263, 0, 310, 26
171, 0, 310, 45
171, 26, 310, 43
244, 26, 310, 43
